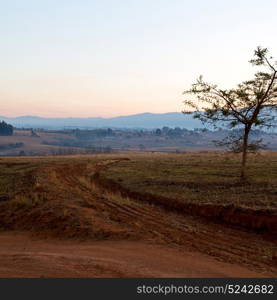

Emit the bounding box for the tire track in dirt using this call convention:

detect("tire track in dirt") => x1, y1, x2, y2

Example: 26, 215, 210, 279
87, 159, 277, 275
92, 160, 277, 234
1, 159, 275, 276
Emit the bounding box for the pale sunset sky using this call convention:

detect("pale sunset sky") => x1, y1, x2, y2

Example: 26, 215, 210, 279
1, 0, 277, 117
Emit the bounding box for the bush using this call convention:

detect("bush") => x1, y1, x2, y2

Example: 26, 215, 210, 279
0, 121, 13, 136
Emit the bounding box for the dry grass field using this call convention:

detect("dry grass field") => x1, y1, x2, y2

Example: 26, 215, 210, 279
0, 152, 276, 277
103, 152, 277, 211
0, 130, 78, 155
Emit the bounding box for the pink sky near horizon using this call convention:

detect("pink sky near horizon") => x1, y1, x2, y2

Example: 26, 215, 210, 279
1, 76, 184, 118
1, 0, 277, 118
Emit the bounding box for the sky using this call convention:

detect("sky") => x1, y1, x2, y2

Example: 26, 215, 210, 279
1, 0, 277, 118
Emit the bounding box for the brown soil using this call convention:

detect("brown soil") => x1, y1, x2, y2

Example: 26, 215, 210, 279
0, 158, 276, 277
0, 232, 268, 278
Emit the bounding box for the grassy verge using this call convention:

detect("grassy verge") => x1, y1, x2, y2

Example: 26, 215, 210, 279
103, 152, 277, 212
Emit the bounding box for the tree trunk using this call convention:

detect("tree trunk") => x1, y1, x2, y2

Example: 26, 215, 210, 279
241, 125, 251, 180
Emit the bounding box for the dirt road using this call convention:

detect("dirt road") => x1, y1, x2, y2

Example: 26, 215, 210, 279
0, 159, 276, 277
0, 232, 267, 278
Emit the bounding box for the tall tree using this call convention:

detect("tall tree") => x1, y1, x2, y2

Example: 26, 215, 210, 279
183, 47, 277, 179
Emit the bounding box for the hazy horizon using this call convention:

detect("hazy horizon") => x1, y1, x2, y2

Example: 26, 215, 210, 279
1, 111, 182, 119
1, 0, 277, 118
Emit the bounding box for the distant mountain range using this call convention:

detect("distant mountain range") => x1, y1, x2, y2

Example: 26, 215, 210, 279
0, 113, 204, 130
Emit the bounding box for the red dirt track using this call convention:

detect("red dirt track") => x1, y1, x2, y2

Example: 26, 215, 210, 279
0, 233, 267, 278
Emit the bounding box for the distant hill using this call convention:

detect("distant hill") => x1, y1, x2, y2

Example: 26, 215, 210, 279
0, 113, 204, 130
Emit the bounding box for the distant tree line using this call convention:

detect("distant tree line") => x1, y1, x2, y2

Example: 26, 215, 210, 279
154, 127, 201, 138
0, 121, 13, 136
75, 128, 115, 139
73, 127, 202, 140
